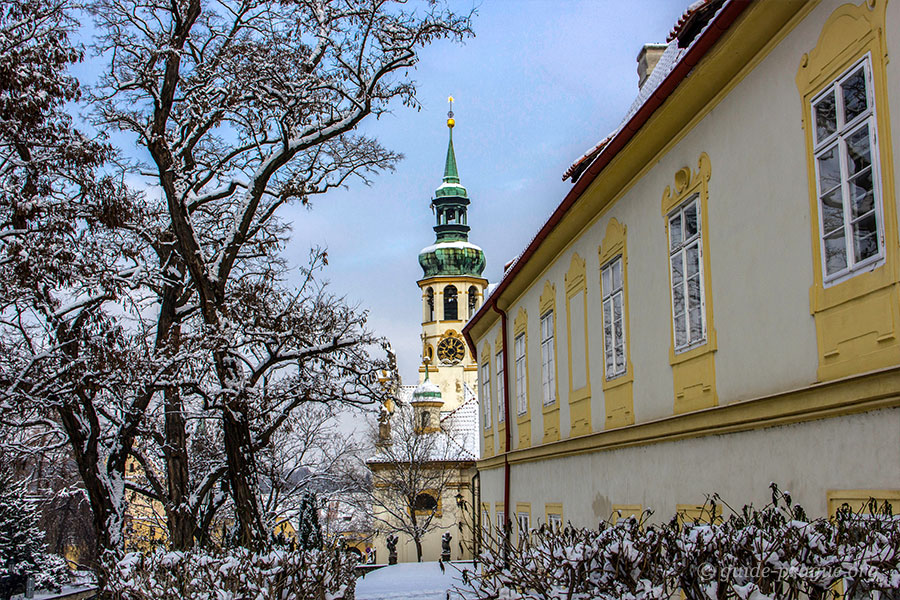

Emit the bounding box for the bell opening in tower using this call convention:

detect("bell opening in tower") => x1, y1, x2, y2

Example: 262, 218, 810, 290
443, 285, 458, 320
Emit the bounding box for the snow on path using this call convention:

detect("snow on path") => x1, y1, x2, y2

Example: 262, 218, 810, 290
355, 562, 471, 600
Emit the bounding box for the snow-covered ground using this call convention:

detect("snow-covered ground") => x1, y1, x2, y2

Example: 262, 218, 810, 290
356, 562, 471, 600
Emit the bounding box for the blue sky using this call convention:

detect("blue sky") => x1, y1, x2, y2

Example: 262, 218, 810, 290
283, 0, 690, 383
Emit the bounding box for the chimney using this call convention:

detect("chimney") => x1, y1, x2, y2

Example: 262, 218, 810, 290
637, 43, 668, 88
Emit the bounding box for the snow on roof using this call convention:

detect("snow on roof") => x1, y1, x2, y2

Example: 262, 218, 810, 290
418, 240, 484, 255
562, 0, 727, 184
369, 384, 478, 464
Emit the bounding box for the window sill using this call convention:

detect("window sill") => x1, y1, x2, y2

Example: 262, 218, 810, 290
602, 368, 633, 391
812, 261, 894, 313
541, 401, 559, 415
669, 329, 717, 366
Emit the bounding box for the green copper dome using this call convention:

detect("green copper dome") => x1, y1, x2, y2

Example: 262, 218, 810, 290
418, 116, 486, 278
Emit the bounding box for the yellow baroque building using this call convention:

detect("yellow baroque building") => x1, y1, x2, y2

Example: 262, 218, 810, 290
464, 0, 900, 535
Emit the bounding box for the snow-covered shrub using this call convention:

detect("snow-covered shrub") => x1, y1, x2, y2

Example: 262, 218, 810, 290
0, 474, 70, 593
106, 545, 357, 600
461, 485, 900, 600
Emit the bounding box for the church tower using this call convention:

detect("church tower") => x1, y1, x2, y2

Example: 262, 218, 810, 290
417, 99, 487, 411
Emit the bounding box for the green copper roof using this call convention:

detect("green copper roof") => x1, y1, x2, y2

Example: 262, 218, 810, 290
418, 109, 485, 279
443, 128, 460, 184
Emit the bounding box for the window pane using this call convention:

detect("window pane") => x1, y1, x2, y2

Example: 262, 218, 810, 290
846, 125, 871, 175
614, 318, 624, 368
821, 187, 845, 234
671, 254, 683, 287
612, 259, 622, 290
687, 275, 702, 315
674, 313, 687, 347
669, 213, 682, 250
601, 267, 611, 295
686, 244, 700, 278
672, 281, 685, 318
841, 67, 868, 123
817, 146, 841, 193
689, 303, 703, 342
849, 168, 874, 219
824, 229, 848, 275
852, 213, 878, 262
814, 91, 837, 143
683, 202, 698, 239
612, 293, 623, 324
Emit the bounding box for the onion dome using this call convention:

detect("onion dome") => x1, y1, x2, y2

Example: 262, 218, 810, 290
418, 98, 486, 279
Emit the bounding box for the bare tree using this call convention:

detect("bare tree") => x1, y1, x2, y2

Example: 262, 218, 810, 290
364, 401, 475, 562
86, 0, 473, 550
2, 0, 473, 587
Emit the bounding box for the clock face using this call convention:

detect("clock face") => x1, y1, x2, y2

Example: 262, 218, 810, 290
437, 336, 467, 365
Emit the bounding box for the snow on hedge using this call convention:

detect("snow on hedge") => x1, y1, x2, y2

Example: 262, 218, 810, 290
106, 546, 357, 600
460, 485, 900, 600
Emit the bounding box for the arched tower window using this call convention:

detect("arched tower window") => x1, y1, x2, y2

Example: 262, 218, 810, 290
468, 285, 478, 319
414, 493, 438, 512
443, 285, 458, 320
426, 288, 435, 322
421, 411, 431, 430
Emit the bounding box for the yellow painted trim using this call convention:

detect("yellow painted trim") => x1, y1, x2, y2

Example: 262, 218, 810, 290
481, 340, 494, 457
676, 503, 721, 525
544, 502, 564, 528
513, 307, 531, 449
795, 0, 900, 382
476, 364, 900, 470
418, 275, 489, 288
598, 218, 635, 429
826, 489, 900, 515
565, 253, 593, 436
661, 153, 718, 414
465, 0, 814, 344
539, 281, 560, 443
611, 503, 642, 522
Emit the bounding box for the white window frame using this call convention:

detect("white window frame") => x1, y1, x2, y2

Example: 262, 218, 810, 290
496, 350, 505, 423
600, 256, 626, 379
811, 55, 884, 285
547, 513, 562, 532
517, 511, 530, 540
480, 361, 491, 429
496, 510, 506, 537
668, 196, 707, 352
515, 333, 527, 416
539, 310, 555, 406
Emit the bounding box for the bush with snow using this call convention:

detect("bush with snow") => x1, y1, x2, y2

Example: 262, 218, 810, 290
461, 485, 900, 600
0, 474, 70, 593
106, 545, 357, 600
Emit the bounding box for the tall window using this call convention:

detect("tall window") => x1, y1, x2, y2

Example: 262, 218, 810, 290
540, 311, 555, 405
812, 57, 882, 281
468, 285, 478, 319
668, 197, 706, 351
547, 512, 562, 532
426, 288, 434, 322
515, 333, 527, 415
496, 350, 505, 423
443, 285, 458, 320
601, 257, 626, 378
517, 511, 530, 541
480, 361, 491, 429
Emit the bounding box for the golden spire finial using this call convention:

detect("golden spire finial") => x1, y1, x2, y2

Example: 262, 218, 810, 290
447, 95, 455, 129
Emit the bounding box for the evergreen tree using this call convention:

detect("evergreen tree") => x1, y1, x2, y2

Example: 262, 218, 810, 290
297, 492, 322, 551
0, 474, 68, 591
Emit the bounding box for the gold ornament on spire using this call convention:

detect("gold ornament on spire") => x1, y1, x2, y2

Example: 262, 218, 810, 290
447, 95, 455, 128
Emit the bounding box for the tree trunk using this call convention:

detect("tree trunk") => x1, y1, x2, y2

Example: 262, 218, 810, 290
163, 386, 195, 549
414, 536, 423, 563
221, 388, 265, 547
